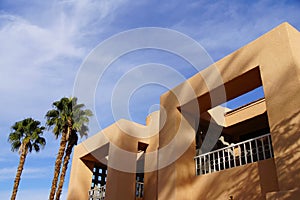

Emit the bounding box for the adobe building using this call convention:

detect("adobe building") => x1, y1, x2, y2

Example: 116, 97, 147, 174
67, 22, 300, 200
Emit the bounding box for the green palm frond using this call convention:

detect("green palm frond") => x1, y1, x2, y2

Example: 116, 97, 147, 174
8, 118, 46, 154
45, 96, 93, 140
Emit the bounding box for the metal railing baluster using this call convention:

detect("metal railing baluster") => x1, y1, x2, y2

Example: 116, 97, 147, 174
204, 156, 207, 174
232, 147, 236, 167
218, 151, 221, 171
244, 143, 247, 164
238, 145, 242, 167
222, 150, 225, 170
255, 139, 259, 161
208, 154, 211, 173
261, 138, 266, 160
213, 153, 216, 172
198, 157, 201, 175
249, 141, 253, 163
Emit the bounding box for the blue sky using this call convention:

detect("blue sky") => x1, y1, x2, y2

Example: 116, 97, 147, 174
0, 0, 300, 199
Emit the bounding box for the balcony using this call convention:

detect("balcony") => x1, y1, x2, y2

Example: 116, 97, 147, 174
89, 185, 106, 200
194, 133, 274, 176
136, 181, 144, 199
88, 182, 144, 200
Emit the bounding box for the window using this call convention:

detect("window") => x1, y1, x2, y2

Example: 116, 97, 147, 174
136, 142, 148, 198
91, 165, 107, 189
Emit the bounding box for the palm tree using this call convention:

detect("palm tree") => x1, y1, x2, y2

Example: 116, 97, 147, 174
8, 118, 46, 200
55, 131, 78, 200
46, 97, 92, 200
55, 108, 91, 200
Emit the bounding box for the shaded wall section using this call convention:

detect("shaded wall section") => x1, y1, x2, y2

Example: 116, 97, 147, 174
67, 145, 94, 200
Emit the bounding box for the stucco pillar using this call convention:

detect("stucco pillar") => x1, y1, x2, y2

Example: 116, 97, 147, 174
67, 145, 93, 200
260, 25, 300, 192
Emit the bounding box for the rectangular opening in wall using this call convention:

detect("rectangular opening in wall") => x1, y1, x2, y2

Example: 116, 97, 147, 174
136, 142, 147, 198
89, 164, 107, 200
91, 165, 107, 189
224, 86, 265, 112
190, 67, 274, 176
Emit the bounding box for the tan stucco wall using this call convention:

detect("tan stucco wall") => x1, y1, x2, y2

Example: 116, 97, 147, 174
67, 112, 159, 200
105, 167, 136, 199
67, 145, 94, 200
191, 159, 278, 200
157, 22, 300, 200
266, 189, 300, 200
225, 98, 266, 126
67, 22, 300, 200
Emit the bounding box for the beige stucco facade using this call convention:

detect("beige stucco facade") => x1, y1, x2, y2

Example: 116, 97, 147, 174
67, 22, 300, 200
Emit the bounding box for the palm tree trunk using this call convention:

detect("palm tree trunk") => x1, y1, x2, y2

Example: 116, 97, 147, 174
11, 149, 27, 200
55, 132, 78, 200
49, 129, 68, 200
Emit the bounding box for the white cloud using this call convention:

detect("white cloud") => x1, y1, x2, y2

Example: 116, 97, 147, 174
169, 0, 300, 60
0, 167, 50, 180
0, 0, 130, 124
0, 189, 68, 200
0, 1, 130, 195
0, 0, 129, 83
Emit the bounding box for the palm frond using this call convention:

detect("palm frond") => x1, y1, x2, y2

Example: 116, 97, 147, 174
8, 118, 46, 154
45, 96, 93, 142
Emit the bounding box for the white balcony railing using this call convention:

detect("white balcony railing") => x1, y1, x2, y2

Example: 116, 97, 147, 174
136, 181, 144, 198
88, 182, 144, 199
194, 133, 274, 176
89, 185, 106, 200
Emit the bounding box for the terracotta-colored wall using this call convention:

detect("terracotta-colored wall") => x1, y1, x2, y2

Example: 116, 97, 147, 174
258, 159, 279, 197
173, 144, 279, 200
157, 89, 190, 200
144, 114, 159, 200
225, 99, 266, 126
67, 112, 159, 200
67, 23, 300, 200
105, 167, 136, 199
190, 159, 278, 200
157, 23, 300, 200
257, 24, 300, 192
144, 170, 158, 200
266, 189, 300, 200
67, 145, 94, 200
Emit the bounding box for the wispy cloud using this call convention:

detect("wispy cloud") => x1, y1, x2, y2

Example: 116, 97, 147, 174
0, 167, 49, 180
0, 0, 129, 114
0, 189, 67, 200
0, 1, 129, 194
169, 0, 300, 60
0, 0, 130, 138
